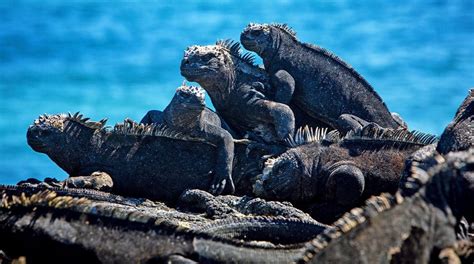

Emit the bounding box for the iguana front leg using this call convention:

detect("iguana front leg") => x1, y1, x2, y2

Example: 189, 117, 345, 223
64, 171, 113, 191
198, 124, 235, 195
248, 98, 296, 142
270, 70, 295, 104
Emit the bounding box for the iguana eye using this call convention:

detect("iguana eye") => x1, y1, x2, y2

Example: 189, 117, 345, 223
251, 30, 262, 37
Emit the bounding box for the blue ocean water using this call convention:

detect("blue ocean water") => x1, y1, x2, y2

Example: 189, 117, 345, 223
0, 1, 473, 184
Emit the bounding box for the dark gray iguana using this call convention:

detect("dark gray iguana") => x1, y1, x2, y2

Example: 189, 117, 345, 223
0, 185, 329, 263
140, 83, 235, 194
180, 39, 296, 143
192, 148, 474, 263
240, 23, 406, 132
253, 125, 437, 223
26, 113, 263, 202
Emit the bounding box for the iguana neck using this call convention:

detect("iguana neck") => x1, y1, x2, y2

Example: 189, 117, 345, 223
200, 66, 235, 111
49, 122, 96, 174
164, 99, 202, 130
262, 31, 291, 71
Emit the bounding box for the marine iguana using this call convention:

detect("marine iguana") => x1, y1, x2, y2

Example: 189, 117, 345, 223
180, 39, 295, 143
26, 113, 265, 202
240, 23, 405, 131
298, 148, 474, 263
437, 88, 473, 155
253, 125, 437, 222
140, 83, 235, 194
191, 148, 474, 263
0, 186, 329, 263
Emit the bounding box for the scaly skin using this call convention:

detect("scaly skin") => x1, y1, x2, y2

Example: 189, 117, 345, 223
196, 216, 329, 245
241, 23, 404, 132
0, 186, 328, 263
140, 83, 235, 194
299, 148, 474, 264
0, 187, 206, 263
177, 188, 313, 220
26, 113, 265, 202
192, 148, 474, 263
254, 125, 437, 223
437, 88, 474, 155
180, 40, 295, 143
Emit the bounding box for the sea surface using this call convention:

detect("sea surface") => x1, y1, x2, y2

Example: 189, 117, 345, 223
0, 1, 473, 184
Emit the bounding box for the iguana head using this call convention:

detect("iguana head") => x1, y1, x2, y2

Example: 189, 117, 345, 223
164, 83, 207, 128
180, 40, 259, 104
172, 82, 206, 111
27, 114, 67, 153
254, 150, 307, 202
253, 127, 331, 202
241, 23, 297, 57
27, 113, 106, 173
180, 44, 233, 85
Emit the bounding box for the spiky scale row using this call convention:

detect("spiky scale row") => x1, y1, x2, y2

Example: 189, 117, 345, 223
65, 111, 108, 130
216, 39, 256, 66
246, 22, 297, 39
111, 118, 213, 145
399, 154, 446, 197
343, 125, 438, 149
176, 82, 206, 100
285, 125, 330, 147
1, 189, 91, 210
298, 193, 398, 263
270, 23, 297, 37
0, 189, 196, 232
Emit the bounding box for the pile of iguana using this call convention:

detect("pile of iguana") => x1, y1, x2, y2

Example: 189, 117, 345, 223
180, 39, 296, 143
191, 148, 474, 263
26, 112, 277, 202
12, 21, 474, 263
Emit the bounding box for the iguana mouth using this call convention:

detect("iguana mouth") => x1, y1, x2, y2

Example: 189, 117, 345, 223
180, 66, 217, 78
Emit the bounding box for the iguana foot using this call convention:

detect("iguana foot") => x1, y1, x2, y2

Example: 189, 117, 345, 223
439, 247, 461, 264
209, 173, 235, 195
17, 177, 62, 188
272, 104, 295, 141
391, 112, 408, 129
336, 114, 374, 134
64, 171, 113, 192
